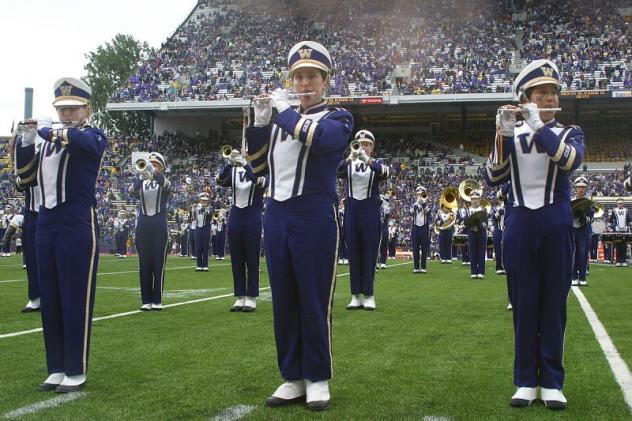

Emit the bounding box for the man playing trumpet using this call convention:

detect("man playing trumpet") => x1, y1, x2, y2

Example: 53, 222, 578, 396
485, 59, 584, 410
411, 186, 432, 273
457, 190, 488, 279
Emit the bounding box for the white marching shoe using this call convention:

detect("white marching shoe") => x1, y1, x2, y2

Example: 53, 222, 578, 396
230, 297, 245, 312
380, 263, 386, 269
305, 379, 330, 411
22, 298, 41, 313
471, 275, 477, 279
507, 302, 513, 311
541, 387, 567, 410
140, 303, 152, 311
347, 295, 363, 310
571, 279, 579, 286
510, 387, 537, 407
579, 279, 588, 286
413, 269, 420, 273
56, 374, 86, 393
362, 295, 376, 311
420, 269, 427, 273
37, 372, 65, 391
477, 274, 484, 279
242, 296, 256, 312
265, 380, 306, 407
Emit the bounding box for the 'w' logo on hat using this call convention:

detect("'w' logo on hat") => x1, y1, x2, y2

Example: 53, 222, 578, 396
541, 67, 554, 77
298, 48, 313, 59
60, 85, 73, 96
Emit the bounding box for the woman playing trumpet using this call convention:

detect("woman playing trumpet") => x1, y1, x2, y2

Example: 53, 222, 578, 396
411, 186, 432, 273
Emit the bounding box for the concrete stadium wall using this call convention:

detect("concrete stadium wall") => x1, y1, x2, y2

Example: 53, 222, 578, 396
153, 115, 222, 137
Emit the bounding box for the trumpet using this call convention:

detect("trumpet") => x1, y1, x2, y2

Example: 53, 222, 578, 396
212, 211, 220, 220
417, 191, 428, 203
221, 145, 234, 159
350, 140, 362, 152
134, 158, 149, 173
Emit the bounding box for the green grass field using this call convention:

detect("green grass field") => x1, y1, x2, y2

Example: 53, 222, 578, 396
1, 255, 632, 420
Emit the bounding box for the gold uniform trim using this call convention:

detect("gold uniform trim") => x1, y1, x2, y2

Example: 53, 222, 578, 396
19, 171, 37, 186
294, 117, 308, 139
562, 147, 577, 171
83, 207, 97, 373
327, 204, 339, 376
305, 122, 318, 148
17, 157, 36, 175
252, 161, 268, 174
53, 95, 89, 105
247, 143, 269, 162
61, 128, 69, 147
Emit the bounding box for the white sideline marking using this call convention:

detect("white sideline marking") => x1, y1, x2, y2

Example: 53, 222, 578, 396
0, 279, 23, 284
0, 262, 410, 340
572, 286, 632, 412
423, 417, 450, 421
2, 392, 87, 419
210, 405, 257, 421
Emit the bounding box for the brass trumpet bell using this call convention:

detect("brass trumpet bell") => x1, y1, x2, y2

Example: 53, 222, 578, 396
350, 140, 362, 152
221, 145, 233, 159
134, 158, 148, 173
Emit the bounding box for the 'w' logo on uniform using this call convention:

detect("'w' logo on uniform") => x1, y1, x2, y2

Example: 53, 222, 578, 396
298, 48, 313, 59
541, 67, 554, 77
355, 163, 367, 172
238, 172, 248, 183
60, 85, 73, 96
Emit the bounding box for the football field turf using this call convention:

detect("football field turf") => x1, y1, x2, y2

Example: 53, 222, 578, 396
1, 255, 631, 420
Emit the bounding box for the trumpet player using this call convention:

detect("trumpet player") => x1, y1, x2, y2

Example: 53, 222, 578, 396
217, 149, 268, 312
411, 186, 431, 273
378, 194, 391, 269
129, 153, 171, 311
114, 210, 131, 258
491, 192, 506, 275
485, 59, 584, 409
213, 210, 227, 260
192, 192, 212, 271
14, 77, 106, 392
571, 177, 593, 285
339, 130, 390, 310
246, 40, 354, 410
609, 197, 631, 266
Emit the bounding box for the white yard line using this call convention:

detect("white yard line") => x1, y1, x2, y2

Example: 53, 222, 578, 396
0, 262, 410, 340
0, 280, 23, 284
209, 405, 257, 421
572, 286, 632, 413
2, 392, 88, 419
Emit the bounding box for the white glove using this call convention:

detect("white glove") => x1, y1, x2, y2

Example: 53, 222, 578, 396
521, 103, 544, 132
496, 108, 516, 137
20, 126, 37, 146
270, 88, 291, 113
253, 97, 272, 127
37, 116, 53, 130
230, 150, 247, 167
357, 149, 370, 164
146, 163, 155, 175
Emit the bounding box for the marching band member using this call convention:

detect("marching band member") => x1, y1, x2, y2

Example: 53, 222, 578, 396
1, 212, 40, 312
129, 153, 171, 310
179, 217, 189, 257
571, 177, 594, 285
337, 200, 348, 265
377, 195, 391, 270
456, 205, 470, 265
217, 151, 267, 312
188, 211, 197, 259
491, 193, 506, 274
1, 205, 14, 256
458, 191, 488, 279
214, 210, 227, 260
485, 60, 584, 409
387, 221, 398, 259
12, 132, 43, 312
411, 186, 431, 273
609, 198, 631, 266
435, 206, 455, 263
193, 193, 212, 271
339, 130, 390, 310
114, 210, 130, 258
624, 173, 632, 192
15, 77, 106, 392
246, 40, 354, 410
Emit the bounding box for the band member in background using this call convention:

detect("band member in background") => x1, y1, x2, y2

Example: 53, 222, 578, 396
217, 150, 267, 312
247, 40, 354, 410
491, 193, 506, 274
624, 173, 632, 191
214, 210, 227, 260
339, 130, 390, 310
337, 199, 348, 265
436, 206, 455, 263
485, 60, 584, 409
377, 195, 390, 270
179, 216, 189, 257
387, 221, 398, 259
114, 210, 130, 258
459, 191, 488, 279
188, 211, 197, 259
609, 197, 631, 266
411, 186, 431, 273
1, 205, 14, 256
571, 177, 594, 285
590, 228, 599, 262
193, 193, 212, 271
456, 205, 470, 266
15, 77, 107, 392
129, 153, 171, 311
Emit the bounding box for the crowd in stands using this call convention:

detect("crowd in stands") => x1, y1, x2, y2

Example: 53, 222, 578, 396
110, 0, 631, 104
